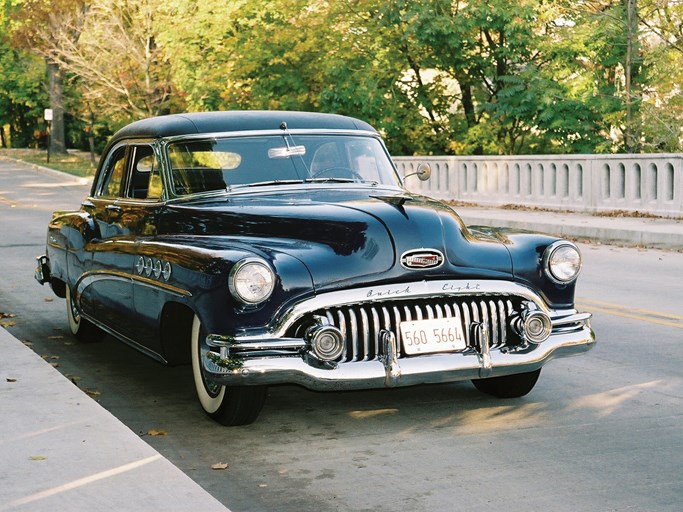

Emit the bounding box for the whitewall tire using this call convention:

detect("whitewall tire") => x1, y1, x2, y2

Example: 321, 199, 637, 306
190, 315, 267, 425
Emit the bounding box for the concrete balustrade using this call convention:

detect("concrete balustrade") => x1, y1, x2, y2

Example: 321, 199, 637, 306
395, 154, 683, 218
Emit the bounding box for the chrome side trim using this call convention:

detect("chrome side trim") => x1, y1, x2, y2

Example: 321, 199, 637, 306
79, 310, 169, 365
76, 270, 191, 298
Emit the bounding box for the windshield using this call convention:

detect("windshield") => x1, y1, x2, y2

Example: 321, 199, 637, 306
167, 134, 401, 196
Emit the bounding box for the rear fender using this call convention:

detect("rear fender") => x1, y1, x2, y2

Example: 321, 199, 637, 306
45, 211, 99, 287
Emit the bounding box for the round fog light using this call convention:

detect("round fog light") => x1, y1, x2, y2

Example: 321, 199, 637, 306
308, 326, 345, 361
523, 311, 552, 344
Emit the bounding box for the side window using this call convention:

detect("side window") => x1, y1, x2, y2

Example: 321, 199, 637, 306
98, 146, 127, 198
127, 145, 162, 200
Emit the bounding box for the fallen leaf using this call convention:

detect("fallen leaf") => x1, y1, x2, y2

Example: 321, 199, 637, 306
84, 388, 101, 398
48, 335, 64, 340
30, 456, 47, 461
0, 319, 16, 327
147, 429, 168, 437
6, 377, 17, 383
211, 462, 229, 470
44, 297, 54, 302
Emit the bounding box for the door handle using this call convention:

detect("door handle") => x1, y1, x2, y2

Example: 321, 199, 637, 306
105, 204, 123, 218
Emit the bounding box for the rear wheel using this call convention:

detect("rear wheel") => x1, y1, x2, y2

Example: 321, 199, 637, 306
190, 315, 266, 426
66, 287, 106, 342
472, 369, 541, 398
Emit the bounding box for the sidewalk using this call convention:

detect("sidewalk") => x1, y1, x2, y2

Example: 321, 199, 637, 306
0, 328, 229, 512
457, 205, 683, 250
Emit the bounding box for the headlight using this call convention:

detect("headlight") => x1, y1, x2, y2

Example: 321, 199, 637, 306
229, 258, 275, 305
543, 241, 582, 284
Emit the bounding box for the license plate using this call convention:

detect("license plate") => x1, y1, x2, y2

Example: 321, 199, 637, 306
400, 317, 467, 355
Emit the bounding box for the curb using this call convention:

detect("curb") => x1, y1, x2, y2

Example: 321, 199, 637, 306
0, 327, 229, 512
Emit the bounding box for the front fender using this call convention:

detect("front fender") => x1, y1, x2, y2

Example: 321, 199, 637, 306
133, 237, 315, 336
477, 227, 578, 308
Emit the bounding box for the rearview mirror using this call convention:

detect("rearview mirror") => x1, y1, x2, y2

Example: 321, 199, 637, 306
404, 162, 431, 181
268, 145, 306, 159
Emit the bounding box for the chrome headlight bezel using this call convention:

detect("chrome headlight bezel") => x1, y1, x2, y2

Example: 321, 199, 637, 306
542, 241, 582, 284
228, 257, 276, 305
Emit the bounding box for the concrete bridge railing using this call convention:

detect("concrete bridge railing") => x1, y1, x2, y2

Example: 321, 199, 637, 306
395, 154, 683, 218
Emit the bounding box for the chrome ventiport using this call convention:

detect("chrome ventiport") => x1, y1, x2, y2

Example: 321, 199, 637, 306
511, 303, 552, 344
305, 316, 345, 361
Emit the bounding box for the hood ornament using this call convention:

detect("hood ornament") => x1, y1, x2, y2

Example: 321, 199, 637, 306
400, 249, 444, 270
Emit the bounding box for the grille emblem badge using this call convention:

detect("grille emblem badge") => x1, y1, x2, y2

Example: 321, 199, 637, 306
400, 249, 444, 270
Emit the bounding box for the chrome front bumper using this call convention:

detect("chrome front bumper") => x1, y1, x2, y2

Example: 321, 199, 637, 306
202, 279, 595, 391
202, 316, 595, 391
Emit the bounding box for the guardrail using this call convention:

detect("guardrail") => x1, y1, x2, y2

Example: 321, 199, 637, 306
395, 154, 683, 218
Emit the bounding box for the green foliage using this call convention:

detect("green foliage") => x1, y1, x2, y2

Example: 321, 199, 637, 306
1, 0, 681, 154
0, 38, 47, 146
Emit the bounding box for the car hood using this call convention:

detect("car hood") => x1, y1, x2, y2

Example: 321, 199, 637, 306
159, 189, 513, 289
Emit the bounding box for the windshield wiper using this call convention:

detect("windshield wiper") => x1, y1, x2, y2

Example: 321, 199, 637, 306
230, 179, 306, 189
305, 178, 379, 185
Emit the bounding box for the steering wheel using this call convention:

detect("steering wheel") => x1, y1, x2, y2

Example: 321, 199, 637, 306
310, 167, 364, 181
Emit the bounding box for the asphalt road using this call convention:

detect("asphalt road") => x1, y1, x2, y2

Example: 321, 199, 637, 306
2, 159, 682, 511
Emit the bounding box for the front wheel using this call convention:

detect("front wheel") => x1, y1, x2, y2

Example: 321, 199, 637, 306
471, 369, 541, 398
190, 315, 267, 426
66, 287, 106, 342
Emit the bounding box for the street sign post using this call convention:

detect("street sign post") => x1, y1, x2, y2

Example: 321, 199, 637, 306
44, 109, 53, 163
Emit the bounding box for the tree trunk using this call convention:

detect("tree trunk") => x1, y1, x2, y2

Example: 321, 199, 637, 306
454, 72, 482, 154
624, 0, 641, 152
88, 111, 96, 167
47, 61, 68, 155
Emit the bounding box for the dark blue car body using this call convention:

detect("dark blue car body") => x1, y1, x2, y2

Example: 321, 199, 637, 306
36, 111, 595, 425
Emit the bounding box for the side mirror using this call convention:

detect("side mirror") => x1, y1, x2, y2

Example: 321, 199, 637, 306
404, 162, 431, 182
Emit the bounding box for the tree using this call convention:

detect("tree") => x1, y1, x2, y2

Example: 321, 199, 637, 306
156, 0, 247, 112
43, 0, 179, 124
3, 0, 680, 154
637, 0, 683, 151
0, 7, 48, 147
8, 0, 90, 154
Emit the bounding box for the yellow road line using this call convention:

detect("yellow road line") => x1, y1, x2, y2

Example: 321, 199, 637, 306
580, 298, 683, 320
578, 298, 683, 330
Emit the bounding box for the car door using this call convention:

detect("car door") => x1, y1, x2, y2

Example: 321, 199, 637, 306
78, 142, 159, 344
126, 144, 173, 357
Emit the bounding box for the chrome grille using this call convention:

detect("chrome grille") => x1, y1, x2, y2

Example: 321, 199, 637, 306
305, 296, 524, 362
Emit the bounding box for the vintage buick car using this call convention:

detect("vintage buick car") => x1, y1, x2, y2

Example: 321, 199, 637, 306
35, 111, 595, 425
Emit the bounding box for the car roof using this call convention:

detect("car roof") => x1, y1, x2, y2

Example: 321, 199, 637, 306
109, 111, 378, 144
